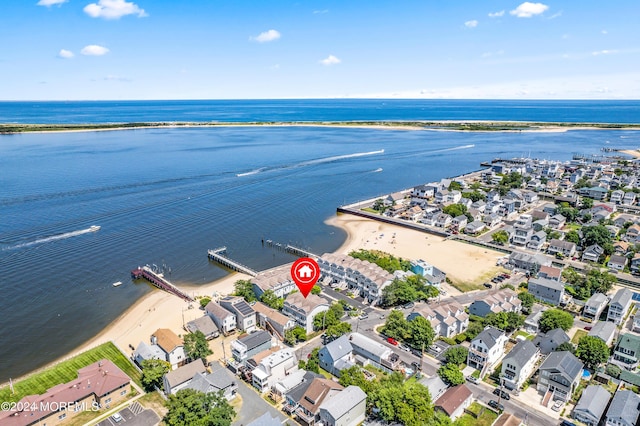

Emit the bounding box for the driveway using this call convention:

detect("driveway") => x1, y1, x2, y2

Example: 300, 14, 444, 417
231, 373, 289, 425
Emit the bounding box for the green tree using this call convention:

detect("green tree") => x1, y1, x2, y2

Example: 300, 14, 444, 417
443, 346, 468, 365
581, 197, 594, 209
373, 198, 385, 212
555, 342, 575, 353
575, 336, 610, 369
438, 363, 465, 385
140, 358, 171, 392
284, 326, 307, 346
302, 348, 320, 373
382, 310, 410, 341
449, 181, 463, 191
462, 190, 486, 202
233, 279, 257, 302
325, 321, 351, 340
492, 230, 509, 245
518, 292, 536, 311
582, 225, 613, 255
565, 230, 580, 244
338, 366, 379, 394
260, 289, 284, 310
381, 278, 418, 307
539, 309, 574, 333
442, 203, 467, 219
557, 205, 580, 222
199, 297, 211, 310
164, 389, 235, 426
313, 302, 344, 330
311, 285, 322, 295
465, 320, 485, 340
349, 249, 411, 273
408, 316, 435, 349
484, 312, 510, 331
606, 364, 622, 378
183, 331, 213, 363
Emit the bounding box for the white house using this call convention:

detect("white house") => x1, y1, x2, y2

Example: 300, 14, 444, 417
163, 359, 206, 395
252, 348, 298, 393
151, 328, 186, 370
467, 326, 507, 376
252, 263, 297, 299
205, 301, 237, 335
607, 288, 633, 325
283, 292, 329, 334
501, 340, 540, 390
318, 385, 367, 426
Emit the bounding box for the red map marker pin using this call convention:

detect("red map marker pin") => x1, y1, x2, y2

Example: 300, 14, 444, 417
291, 257, 321, 298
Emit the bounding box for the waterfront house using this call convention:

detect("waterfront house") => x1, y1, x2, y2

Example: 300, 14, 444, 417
434, 384, 473, 422
527, 277, 565, 306
205, 301, 237, 335
231, 330, 274, 364
532, 328, 570, 354
318, 335, 354, 377
608, 288, 633, 324
527, 231, 547, 251
163, 358, 206, 395
252, 301, 296, 341
349, 332, 401, 372
484, 213, 502, 228
294, 378, 344, 426
583, 293, 609, 321
384, 191, 406, 206
501, 340, 540, 390
0, 359, 131, 426
411, 184, 436, 200
464, 220, 486, 235
587, 321, 617, 346
547, 239, 576, 258
434, 213, 453, 228
410, 259, 446, 286
468, 289, 521, 318
252, 263, 297, 299
252, 348, 298, 393
186, 362, 238, 401
509, 251, 553, 272
537, 351, 583, 403
467, 326, 507, 375
573, 385, 611, 426
604, 389, 640, 426
133, 341, 165, 367
185, 315, 220, 340
283, 291, 330, 334
318, 385, 367, 426
151, 328, 186, 370
451, 215, 468, 231
220, 296, 257, 332
608, 254, 627, 272
538, 265, 562, 281
612, 333, 640, 370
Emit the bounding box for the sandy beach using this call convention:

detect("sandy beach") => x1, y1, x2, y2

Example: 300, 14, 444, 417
619, 149, 640, 159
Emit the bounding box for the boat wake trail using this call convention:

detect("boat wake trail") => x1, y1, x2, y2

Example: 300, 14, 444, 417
3, 226, 100, 251
237, 149, 385, 177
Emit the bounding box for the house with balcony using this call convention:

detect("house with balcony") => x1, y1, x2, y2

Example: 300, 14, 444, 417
484, 213, 502, 228
252, 302, 296, 341
528, 277, 565, 306
538, 265, 562, 281
252, 348, 298, 393
623, 191, 637, 206
220, 296, 257, 332
582, 244, 605, 263
604, 389, 640, 426
527, 231, 547, 251
612, 333, 640, 370
607, 288, 633, 325
252, 263, 297, 299
410, 259, 446, 286
548, 214, 567, 230
547, 239, 576, 258
572, 385, 611, 426
231, 330, 274, 364
151, 328, 186, 370
583, 293, 609, 321
464, 220, 486, 235
509, 251, 553, 272
501, 340, 540, 391
293, 378, 344, 426
467, 326, 507, 375
611, 190, 625, 204
537, 351, 583, 403
409, 301, 468, 338
283, 292, 329, 334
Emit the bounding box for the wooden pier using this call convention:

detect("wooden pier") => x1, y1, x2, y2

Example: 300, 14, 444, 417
207, 247, 258, 276
263, 240, 317, 258
131, 265, 194, 302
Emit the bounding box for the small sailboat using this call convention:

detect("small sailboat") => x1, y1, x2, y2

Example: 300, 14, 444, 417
112, 281, 123, 287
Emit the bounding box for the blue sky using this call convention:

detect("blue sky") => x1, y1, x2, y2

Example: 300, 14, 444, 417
1, 0, 639, 100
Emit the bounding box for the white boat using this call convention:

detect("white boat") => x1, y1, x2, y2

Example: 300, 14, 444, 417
112, 281, 123, 287
89, 225, 101, 232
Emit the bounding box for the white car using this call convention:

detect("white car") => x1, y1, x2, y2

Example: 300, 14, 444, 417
551, 400, 563, 411
467, 375, 480, 384
111, 413, 123, 423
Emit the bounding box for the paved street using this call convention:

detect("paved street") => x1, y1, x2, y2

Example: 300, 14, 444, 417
231, 374, 289, 426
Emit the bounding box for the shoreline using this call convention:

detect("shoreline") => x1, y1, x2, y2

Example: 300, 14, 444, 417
3, 121, 640, 135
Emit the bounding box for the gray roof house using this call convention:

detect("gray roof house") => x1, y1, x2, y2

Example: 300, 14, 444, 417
220, 296, 257, 332
246, 413, 282, 426
547, 239, 577, 258
348, 333, 400, 372
467, 326, 507, 375
582, 244, 604, 263
318, 335, 354, 377
528, 277, 565, 305
205, 301, 237, 335
583, 293, 609, 321
501, 340, 540, 390
163, 358, 207, 395
532, 328, 571, 354
608, 288, 634, 325
588, 321, 617, 346
604, 389, 640, 426
420, 375, 449, 402
537, 351, 583, 402
185, 362, 238, 400
572, 385, 611, 426
185, 315, 220, 340
319, 385, 367, 426
509, 251, 553, 272
133, 341, 165, 367
231, 330, 273, 364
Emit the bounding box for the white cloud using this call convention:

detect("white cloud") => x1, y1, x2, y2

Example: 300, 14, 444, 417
464, 20, 478, 28
319, 55, 341, 66
488, 10, 505, 18
81, 45, 110, 56
510, 2, 549, 18
104, 75, 131, 82
250, 29, 281, 43
37, 0, 67, 6
83, 0, 147, 19
548, 11, 562, 19
58, 49, 74, 58
592, 49, 616, 56
601, 30, 608, 35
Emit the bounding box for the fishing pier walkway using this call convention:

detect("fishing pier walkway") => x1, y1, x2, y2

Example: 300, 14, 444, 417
264, 239, 317, 258
207, 247, 258, 276
130, 265, 194, 302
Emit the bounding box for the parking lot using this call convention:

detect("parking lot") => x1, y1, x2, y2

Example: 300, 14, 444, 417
96, 403, 160, 426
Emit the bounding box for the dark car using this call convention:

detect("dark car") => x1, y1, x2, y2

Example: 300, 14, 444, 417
410, 348, 422, 357
411, 361, 421, 370
492, 388, 510, 400
484, 283, 493, 289
488, 400, 504, 411
560, 421, 577, 426
403, 302, 415, 309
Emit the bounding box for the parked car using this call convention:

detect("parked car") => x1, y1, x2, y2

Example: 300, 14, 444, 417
359, 313, 369, 320
429, 345, 441, 353
584, 326, 592, 331
467, 375, 479, 384
411, 361, 421, 370
410, 348, 422, 357
502, 273, 511, 278
560, 420, 577, 426
403, 302, 415, 309
488, 400, 504, 412
552, 400, 563, 412
493, 388, 510, 400
399, 344, 410, 352
484, 283, 493, 288
111, 413, 123, 423
387, 337, 399, 346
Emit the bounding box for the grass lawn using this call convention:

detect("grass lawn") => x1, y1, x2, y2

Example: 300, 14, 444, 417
0, 342, 141, 403
454, 402, 499, 426
319, 368, 333, 379
572, 329, 588, 344
451, 267, 505, 293
361, 207, 380, 214
513, 330, 533, 340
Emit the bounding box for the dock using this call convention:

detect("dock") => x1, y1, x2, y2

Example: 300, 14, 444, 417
263, 240, 318, 258
130, 265, 194, 302
207, 247, 258, 276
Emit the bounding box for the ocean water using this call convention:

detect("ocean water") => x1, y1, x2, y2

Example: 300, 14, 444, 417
1, 100, 639, 383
